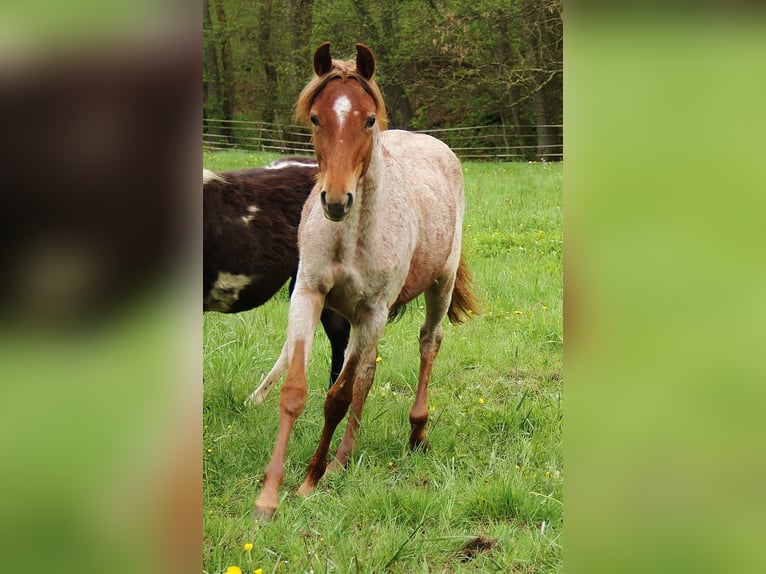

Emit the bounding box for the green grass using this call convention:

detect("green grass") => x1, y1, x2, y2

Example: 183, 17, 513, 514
203, 150, 562, 574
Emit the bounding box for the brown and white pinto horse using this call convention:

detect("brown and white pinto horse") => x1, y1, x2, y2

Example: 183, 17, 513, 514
203, 161, 350, 393
252, 43, 479, 520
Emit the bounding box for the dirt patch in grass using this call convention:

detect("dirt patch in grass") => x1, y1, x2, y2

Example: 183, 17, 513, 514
458, 535, 498, 562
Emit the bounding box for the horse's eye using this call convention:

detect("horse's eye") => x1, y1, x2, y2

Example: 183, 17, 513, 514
310, 114, 320, 127
365, 116, 376, 129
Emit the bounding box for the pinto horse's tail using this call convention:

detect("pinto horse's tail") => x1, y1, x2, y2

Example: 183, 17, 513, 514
447, 253, 481, 324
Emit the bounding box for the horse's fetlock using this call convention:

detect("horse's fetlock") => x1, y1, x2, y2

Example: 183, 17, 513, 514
409, 411, 429, 427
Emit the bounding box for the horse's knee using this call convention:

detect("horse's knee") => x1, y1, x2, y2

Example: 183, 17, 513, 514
280, 365, 308, 418
323, 388, 351, 425
324, 370, 355, 419
280, 383, 307, 418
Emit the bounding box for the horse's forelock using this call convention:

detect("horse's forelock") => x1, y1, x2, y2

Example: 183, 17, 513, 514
295, 60, 388, 129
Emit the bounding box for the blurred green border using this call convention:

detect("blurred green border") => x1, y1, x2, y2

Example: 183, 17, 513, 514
566, 13, 766, 574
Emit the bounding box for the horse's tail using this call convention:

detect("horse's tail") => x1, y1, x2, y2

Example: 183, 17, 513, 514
447, 253, 481, 324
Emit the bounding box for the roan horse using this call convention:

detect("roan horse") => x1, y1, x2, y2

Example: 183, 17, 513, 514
252, 43, 479, 520
203, 159, 350, 392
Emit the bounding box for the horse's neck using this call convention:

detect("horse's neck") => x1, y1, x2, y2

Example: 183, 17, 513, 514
352, 132, 386, 238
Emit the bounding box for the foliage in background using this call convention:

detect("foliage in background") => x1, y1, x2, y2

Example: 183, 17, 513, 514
203, 0, 562, 159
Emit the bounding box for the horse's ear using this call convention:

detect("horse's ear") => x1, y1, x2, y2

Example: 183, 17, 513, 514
314, 42, 333, 76
355, 43, 375, 80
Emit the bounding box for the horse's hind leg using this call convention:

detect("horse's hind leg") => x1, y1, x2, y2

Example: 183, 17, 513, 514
409, 277, 454, 450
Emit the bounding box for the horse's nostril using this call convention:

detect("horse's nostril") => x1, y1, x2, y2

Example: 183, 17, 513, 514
320, 191, 328, 206
345, 193, 353, 212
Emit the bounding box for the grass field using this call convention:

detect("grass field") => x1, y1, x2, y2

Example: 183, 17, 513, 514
203, 149, 563, 573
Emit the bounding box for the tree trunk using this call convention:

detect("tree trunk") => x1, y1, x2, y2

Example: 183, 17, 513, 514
259, 0, 279, 124
211, 0, 235, 144
521, 27, 554, 160
293, 0, 315, 59
203, 0, 222, 140
530, 88, 555, 161
383, 83, 414, 129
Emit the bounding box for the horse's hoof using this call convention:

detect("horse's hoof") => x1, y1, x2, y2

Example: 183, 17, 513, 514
245, 391, 265, 406
251, 505, 276, 522
326, 459, 346, 473
297, 480, 316, 498
409, 437, 430, 452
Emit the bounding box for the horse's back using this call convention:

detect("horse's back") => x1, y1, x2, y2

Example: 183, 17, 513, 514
377, 130, 465, 305
380, 130, 463, 196
203, 165, 317, 312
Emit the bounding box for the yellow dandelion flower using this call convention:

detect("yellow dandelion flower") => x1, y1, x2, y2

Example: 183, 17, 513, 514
254, 569, 263, 574
478, 397, 485, 404
514, 310, 523, 315
429, 405, 436, 412
515, 464, 521, 470
225, 567, 242, 574
376, 356, 382, 362
243, 543, 253, 552
207, 448, 213, 453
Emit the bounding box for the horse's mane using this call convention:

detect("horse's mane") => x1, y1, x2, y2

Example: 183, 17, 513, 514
295, 58, 389, 130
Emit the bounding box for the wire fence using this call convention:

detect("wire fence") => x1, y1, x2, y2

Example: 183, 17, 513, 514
203, 118, 563, 162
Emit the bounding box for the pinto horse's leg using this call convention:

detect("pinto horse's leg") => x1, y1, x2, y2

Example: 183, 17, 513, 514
409, 278, 454, 450
298, 312, 386, 496
253, 288, 324, 521
320, 309, 350, 388
246, 342, 287, 404
246, 274, 299, 405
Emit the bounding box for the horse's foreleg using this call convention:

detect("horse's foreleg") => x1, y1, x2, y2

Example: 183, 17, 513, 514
253, 288, 323, 521
296, 352, 358, 497
328, 346, 377, 472
246, 342, 288, 405
299, 313, 385, 495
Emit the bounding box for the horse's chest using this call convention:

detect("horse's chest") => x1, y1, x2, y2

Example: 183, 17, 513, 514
325, 264, 392, 314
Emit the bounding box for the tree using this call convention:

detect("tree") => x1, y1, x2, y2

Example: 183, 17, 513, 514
203, 0, 235, 144
202, 0, 563, 159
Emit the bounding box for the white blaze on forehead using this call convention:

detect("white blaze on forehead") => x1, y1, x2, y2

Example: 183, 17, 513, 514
333, 95, 353, 128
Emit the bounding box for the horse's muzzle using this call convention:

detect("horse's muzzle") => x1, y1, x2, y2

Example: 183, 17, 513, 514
320, 191, 353, 222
